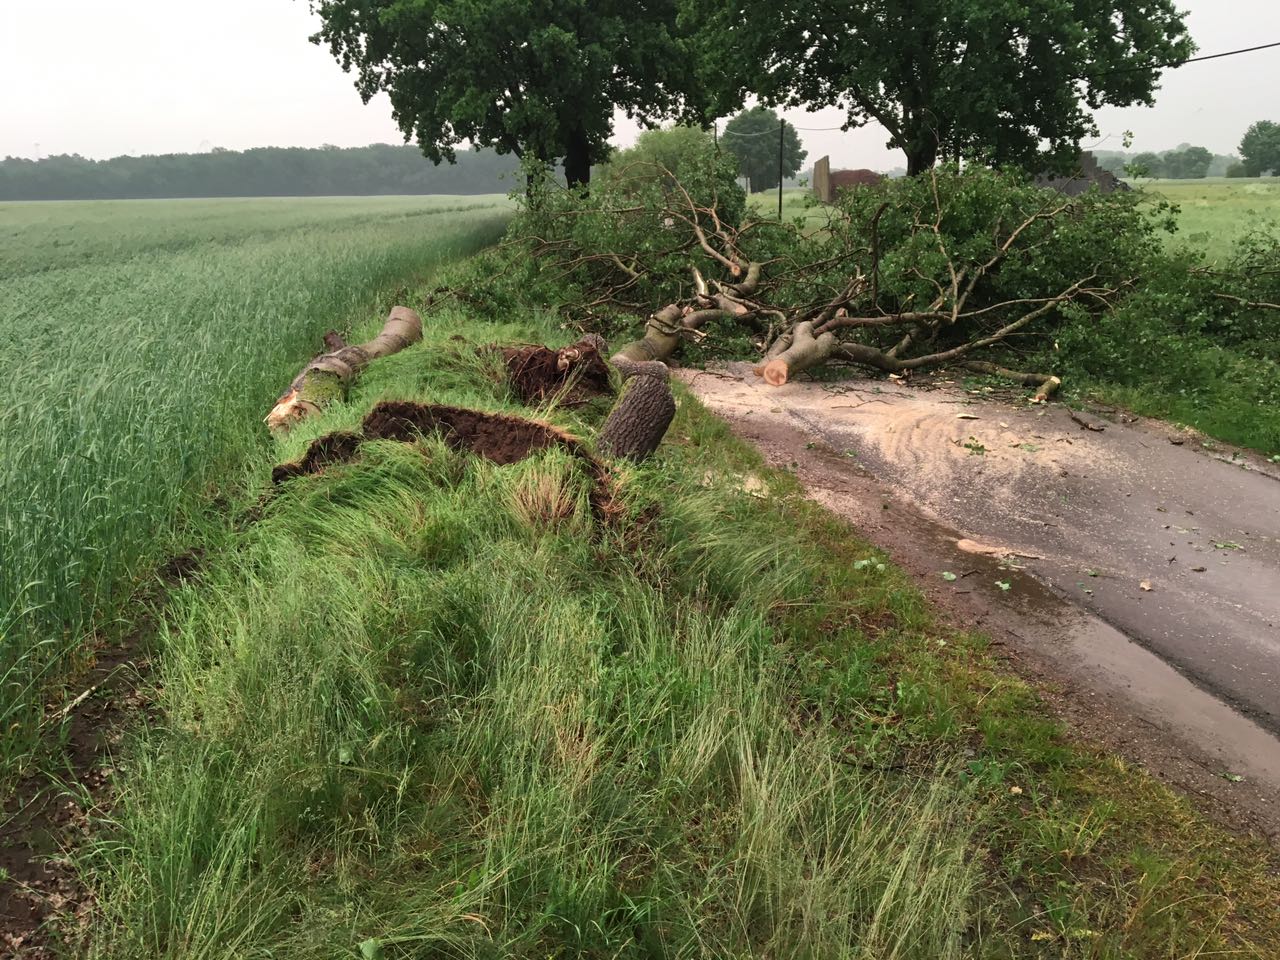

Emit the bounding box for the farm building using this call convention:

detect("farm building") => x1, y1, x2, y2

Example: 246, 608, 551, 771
811, 156, 885, 202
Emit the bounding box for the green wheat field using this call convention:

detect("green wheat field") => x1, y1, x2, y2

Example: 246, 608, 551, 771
0, 195, 510, 771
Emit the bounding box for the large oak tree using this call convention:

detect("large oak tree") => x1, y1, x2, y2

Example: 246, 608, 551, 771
686, 0, 1193, 175
310, 0, 696, 188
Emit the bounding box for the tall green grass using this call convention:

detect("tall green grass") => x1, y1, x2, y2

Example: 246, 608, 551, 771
81, 287, 1280, 958
0, 196, 510, 779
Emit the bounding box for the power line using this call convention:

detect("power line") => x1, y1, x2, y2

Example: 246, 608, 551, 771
1172, 39, 1280, 67
1094, 39, 1280, 76
720, 123, 844, 139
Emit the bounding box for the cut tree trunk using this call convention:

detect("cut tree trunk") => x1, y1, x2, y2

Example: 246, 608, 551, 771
598, 361, 676, 462
612, 305, 685, 364
756, 321, 839, 385
611, 305, 728, 365
265, 306, 422, 433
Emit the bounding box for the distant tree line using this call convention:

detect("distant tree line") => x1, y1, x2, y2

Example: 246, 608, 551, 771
0, 144, 524, 201
1092, 121, 1280, 181
1093, 145, 1236, 180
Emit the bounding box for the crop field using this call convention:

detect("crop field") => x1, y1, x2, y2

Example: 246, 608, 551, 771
0, 195, 510, 775
1143, 177, 1280, 260
752, 179, 1280, 260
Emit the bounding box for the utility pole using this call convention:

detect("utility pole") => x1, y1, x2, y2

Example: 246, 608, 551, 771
778, 120, 785, 219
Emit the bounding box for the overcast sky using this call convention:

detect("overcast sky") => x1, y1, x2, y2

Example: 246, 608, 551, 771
2, 1, 1278, 169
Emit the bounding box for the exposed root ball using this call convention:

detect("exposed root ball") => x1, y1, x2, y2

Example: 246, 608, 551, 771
362, 401, 584, 465
501, 334, 613, 405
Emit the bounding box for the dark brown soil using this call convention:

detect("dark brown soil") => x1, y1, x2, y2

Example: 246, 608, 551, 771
500, 335, 613, 406
158, 547, 205, 585
272, 402, 624, 528
271, 431, 363, 484
362, 401, 585, 465
1, 635, 152, 958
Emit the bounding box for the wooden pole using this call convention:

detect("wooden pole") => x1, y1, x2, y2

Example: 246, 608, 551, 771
778, 119, 784, 219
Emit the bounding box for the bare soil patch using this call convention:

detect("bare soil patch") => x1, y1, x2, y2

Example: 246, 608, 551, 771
362, 400, 582, 464
1, 634, 152, 958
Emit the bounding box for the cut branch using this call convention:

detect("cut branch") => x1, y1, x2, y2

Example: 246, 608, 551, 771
960, 361, 1061, 401
756, 321, 839, 386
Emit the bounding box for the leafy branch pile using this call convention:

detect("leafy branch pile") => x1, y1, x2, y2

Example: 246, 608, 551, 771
462, 137, 1280, 443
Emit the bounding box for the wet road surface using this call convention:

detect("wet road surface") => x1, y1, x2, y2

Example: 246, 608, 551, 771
683, 364, 1280, 834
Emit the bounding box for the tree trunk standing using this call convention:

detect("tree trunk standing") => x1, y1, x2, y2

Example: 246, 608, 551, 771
905, 139, 939, 176
564, 126, 592, 190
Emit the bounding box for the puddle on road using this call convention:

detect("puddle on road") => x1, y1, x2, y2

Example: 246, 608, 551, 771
1061, 614, 1280, 790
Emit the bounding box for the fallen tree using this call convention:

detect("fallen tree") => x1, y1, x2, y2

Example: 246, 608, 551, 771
503, 163, 1166, 397
266, 306, 423, 432
267, 318, 680, 464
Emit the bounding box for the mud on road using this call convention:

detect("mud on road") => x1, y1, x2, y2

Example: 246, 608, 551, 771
682, 363, 1280, 839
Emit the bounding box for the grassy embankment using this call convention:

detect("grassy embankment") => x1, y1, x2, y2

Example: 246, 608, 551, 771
79, 249, 1280, 959
0, 195, 510, 783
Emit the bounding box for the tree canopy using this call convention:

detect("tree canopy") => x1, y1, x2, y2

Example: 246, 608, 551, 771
1240, 121, 1280, 177
721, 107, 807, 192
685, 0, 1193, 175
310, 0, 697, 188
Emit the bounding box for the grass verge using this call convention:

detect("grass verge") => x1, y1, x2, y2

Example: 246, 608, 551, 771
77, 257, 1280, 959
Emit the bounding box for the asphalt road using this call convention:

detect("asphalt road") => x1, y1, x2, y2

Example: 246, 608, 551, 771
684, 365, 1280, 813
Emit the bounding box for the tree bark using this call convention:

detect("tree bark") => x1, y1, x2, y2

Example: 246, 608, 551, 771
612, 305, 684, 363
905, 139, 939, 177
265, 306, 422, 433
564, 126, 592, 190
611, 305, 729, 365
598, 362, 676, 462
